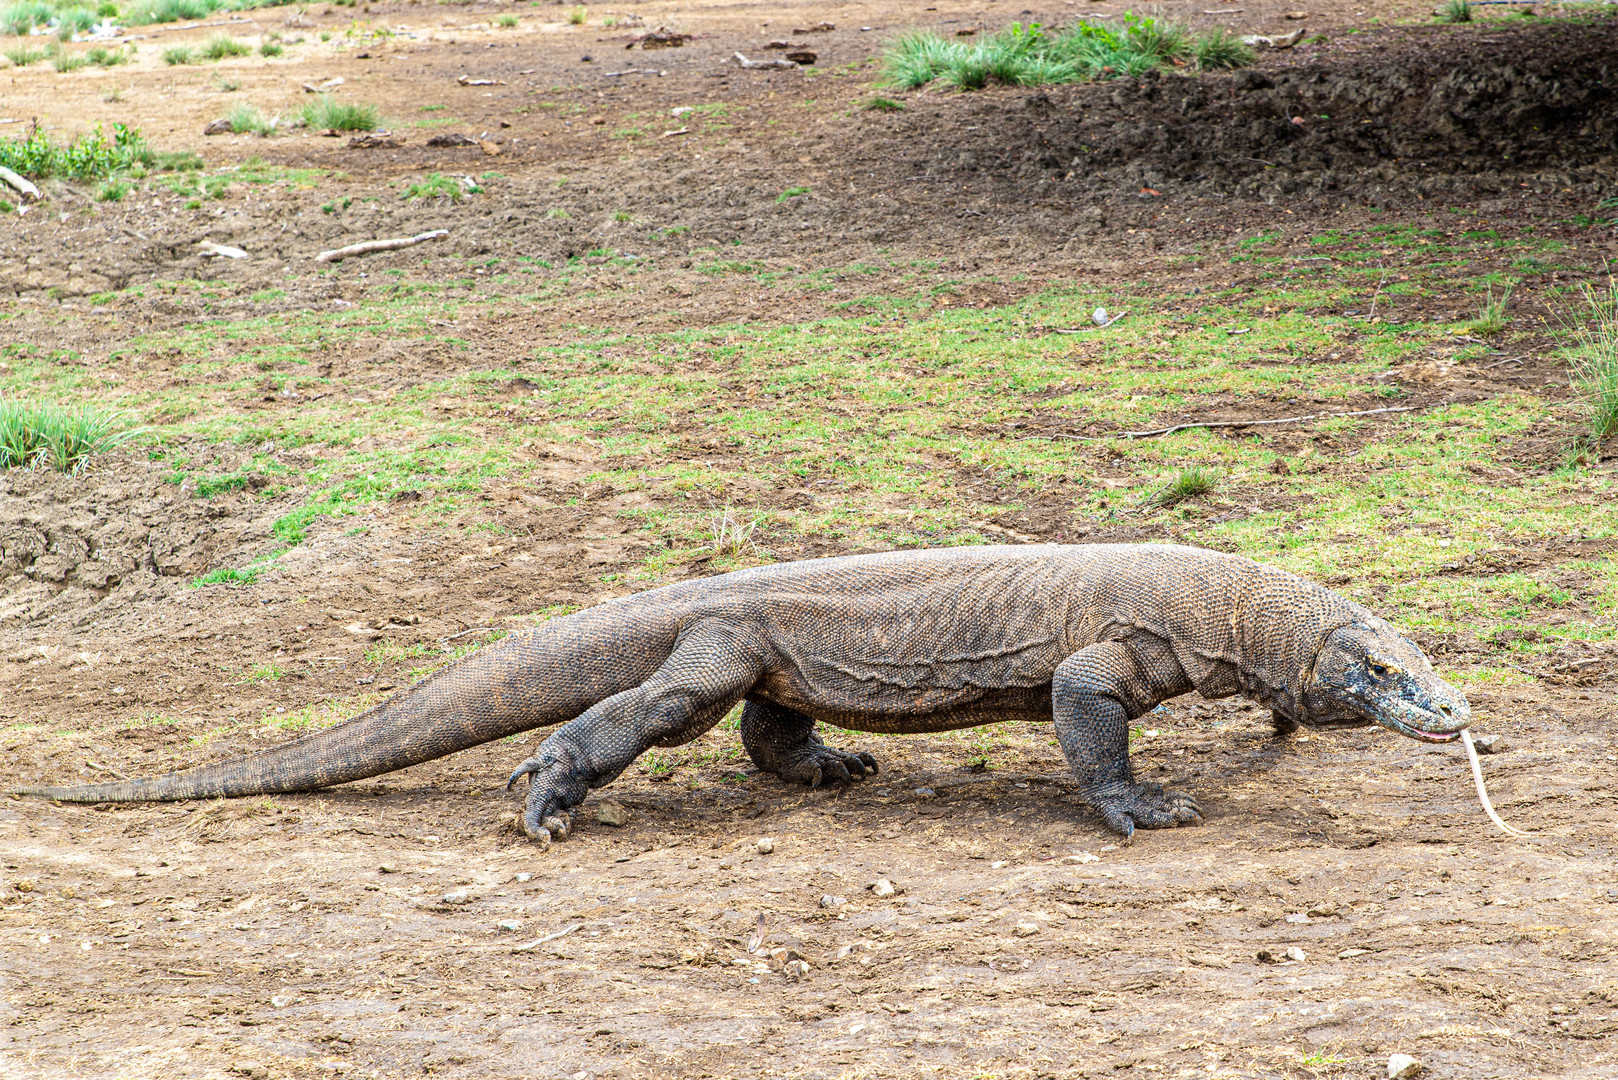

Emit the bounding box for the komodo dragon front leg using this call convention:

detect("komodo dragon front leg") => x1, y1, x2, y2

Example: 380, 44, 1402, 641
740, 701, 879, 788
506, 623, 764, 843
1054, 636, 1203, 839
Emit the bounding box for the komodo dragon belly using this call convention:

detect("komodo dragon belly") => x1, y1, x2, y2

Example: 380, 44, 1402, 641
748, 677, 1056, 733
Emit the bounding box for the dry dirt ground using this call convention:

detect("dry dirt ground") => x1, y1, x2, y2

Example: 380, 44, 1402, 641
4, 0, 1618, 1078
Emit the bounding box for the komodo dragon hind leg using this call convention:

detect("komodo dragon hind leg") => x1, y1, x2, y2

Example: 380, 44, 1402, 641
741, 701, 878, 789
1053, 638, 1202, 840
506, 623, 765, 845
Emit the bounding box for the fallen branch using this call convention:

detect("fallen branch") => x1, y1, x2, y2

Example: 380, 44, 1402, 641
511, 923, 581, 953
1044, 310, 1130, 334
1048, 405, 1418, 442
603, 68, 664, 77
315, 230, 449, 263
0, 166, 41, 202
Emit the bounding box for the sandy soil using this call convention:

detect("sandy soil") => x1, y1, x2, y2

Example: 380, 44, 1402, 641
4, 1, 1618, 1077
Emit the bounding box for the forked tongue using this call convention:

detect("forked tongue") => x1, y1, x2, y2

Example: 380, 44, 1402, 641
1461, 728, 1530, 838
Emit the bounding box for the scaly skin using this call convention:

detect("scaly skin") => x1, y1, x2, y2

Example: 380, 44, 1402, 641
16, 544, 1471, 843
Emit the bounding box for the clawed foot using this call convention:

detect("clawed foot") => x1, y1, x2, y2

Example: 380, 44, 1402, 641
1086, 780, 1203, 840
776, 738, 879, 789
506, 744, 592, 846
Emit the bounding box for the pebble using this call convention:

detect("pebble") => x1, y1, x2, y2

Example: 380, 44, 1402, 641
1474, 734, 1506, 754
869, 879, 896, 898
596, 800, 630, 827
784, 959, 810, 981
756, 837, 775, 855
1284, 947, 1307, 963
378, 864, 396, 874
1284, 912, 1310, 924
440, 889, 471, 906
1062, 852, 1100, 865
497, 920, 522, 932
515, 872, 532, 883
1306, 902, 1336, 918
819, 894, 847, 909
230, 1064, 268, 1080
914, 787, 935, 798
1338, 947, 1370, 959
1388, 1054, 1423, 1079
1013, 922, 1041, 937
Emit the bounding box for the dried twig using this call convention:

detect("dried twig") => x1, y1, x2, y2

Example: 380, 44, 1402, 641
734, 51, 795, 69
1047, 405, 1417, 442
511, 923, 581, 953
0, 166, 41, 202
1480, 355, 1527, 370
315, 230, 449, 263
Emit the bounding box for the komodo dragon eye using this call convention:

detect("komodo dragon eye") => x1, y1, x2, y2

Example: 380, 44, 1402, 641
1366, 661, 1390, 677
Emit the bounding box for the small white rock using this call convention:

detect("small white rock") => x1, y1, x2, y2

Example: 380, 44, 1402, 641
1062, 852, 1100, 865
1284, 912, 1310, 924
869, 878, 896, 898
1388, 1053, 1423, 1079
756, 837, 775, 855
784, 958, 810, 981
1013, 922, 1041, 937
497, 920, 522, 932
819, 894, 846, 909
1093, 306, 1109, 325
1284, 946, 1307, 963
515, 872, 532, 883
440, 889, 471, 905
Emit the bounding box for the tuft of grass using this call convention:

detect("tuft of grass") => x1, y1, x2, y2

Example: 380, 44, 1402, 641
493, 12, 515, 26
224, 101, 276, 136
300, 94, 380, 132
154, 149, 203, 171
566, 4, 584, 23
862, 96, 904, 112
883, 16, 1249, 90
3, 41, 48, 66
161, 44, 193, 64
1, 0, 55, 35
49, 46, 87, 71
1567, 279, 1618, 446
258, 38, 282, 56
126, 0, 214, 24
95, 176, 132, 200
1150, 466, 1220, 507
776, 185, 810, 203
86, 44, 131, 66
200, 32, 249, 59
192, 566, 259, 587
709, 507, 759, 556
0, 398, 136, 472
1437, 0, 1473, 20
1471, 280, 1514, 335
402, 171, 478, 201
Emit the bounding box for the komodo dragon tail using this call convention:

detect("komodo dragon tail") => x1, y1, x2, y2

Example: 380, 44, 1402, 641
16, 602, 676, 803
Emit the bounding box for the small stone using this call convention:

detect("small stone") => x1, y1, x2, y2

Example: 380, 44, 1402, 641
1256, 949, 1279, 964
1284, 947, 1307, 963
12, 879, 34, 893
1013, 922, 1041, 937
596, 799, 630, 827
913, 787, 935, 798
497, 920, 522, 932
784, 959, 810, 981
1338, 947, 1370, 959
1284, 912, 1310, 924
378, 864, 396, 874
515, 872, 532, 883
230, 1064, 268, 1079
1473, 734, 1506, 754
1062, 852, 1100, 865
1388, 1054, 1423, 1079
1093, 307, 1109, 325
1306, 902, 1336, 918
819, 894, 846, 909
440, 889, 471, 906
869, 879, 896, 898
990, 860, 1010, 869
756, 837, 775, 855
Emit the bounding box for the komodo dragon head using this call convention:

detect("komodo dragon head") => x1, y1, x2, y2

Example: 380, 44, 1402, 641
1300, 616, 1471, 743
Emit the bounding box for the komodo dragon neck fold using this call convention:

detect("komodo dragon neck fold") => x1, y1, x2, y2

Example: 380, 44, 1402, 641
18, 543, 1472, 844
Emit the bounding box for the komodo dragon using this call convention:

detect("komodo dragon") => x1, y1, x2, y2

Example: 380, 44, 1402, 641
18, 543, 1472, 842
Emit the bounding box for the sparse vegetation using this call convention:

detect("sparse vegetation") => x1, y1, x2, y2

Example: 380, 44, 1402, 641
566, 4, 584, 23
1471, 280, 1515, 335
1568, 279, 1618, 446
224, 101, 276, 136
200, 32, 249, 59
86, 44, 131, 65
49, 45, 87, 71
94, 176, 131, 200
0, 398, 136, 472
709, 508, 759, 556
192, 566, 259, 586
884, 16, 1252, 90
402, 171, 479, 201
493, 11, 515, 26
862, 96, 904, 112
300, 94, 381, 132
776, 185, 810, 202
0, 121, 150, 180
161, 44, 193, 64
258, 38, 282, 56
3, 41, 47, 66
1438, 0, 1473, 21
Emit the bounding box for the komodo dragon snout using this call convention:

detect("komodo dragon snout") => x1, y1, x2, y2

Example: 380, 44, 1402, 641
1302, 620, 1471, 743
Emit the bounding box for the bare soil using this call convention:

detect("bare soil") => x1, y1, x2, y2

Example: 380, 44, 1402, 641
4, 3, 1618, 1079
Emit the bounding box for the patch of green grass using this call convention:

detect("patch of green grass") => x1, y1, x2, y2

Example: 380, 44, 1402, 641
0, 0, 55, 36
162, 44, 194, 65
2, 41, 47, 66
1471, 280, 1514, 335
493, 12, 515, 26
95, 176, 132, 201
0, 398, 136, 471
245, 662, 284, 681
777, 186, 810, 203
200, 32, 249, 59
1150, 465, 1220, 506
259, 38, 282, 56
1567, 279, 1618, 446
566, 4, 583, 23
402, 171, 478, 201
883, 16, 1251, 91
300, 94, 381, 132
862, 96, 904, 112
191, 566, 258, 587
223, 101, 275, 136
86, 44, 131, 66
1437, 0, 1472, 20
49, 46, 87, 72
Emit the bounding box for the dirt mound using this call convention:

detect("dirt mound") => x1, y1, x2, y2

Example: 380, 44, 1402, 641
0, 452, 284, 628
891, 18, 1618, 207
